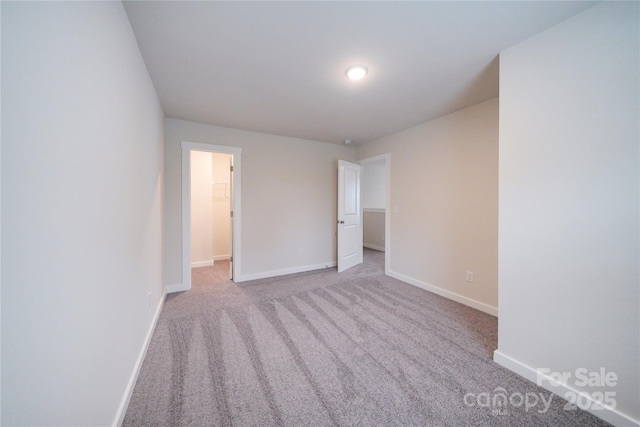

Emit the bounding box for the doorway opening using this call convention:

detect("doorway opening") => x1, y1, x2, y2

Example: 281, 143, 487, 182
359, 154, 390, 275
180, 141, 242, 292
190, 150, 232, 286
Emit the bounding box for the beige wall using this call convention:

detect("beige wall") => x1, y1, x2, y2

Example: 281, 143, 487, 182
496, 2, 639, 424
212, 153, 232, 260
363, 210, 385, 251
164, 118, 356, 285
362, 161, 386, 209
191, 151, 214, 265
2, 2, 164, 425
190, 152, 232, 266
362, 160, 386, 251
357, 98, 499, 314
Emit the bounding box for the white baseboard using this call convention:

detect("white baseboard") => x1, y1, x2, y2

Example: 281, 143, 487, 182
364, 243, 385, 252
166, 283, 189, 293
191, 260, 213, 268
493, 350, 639, 427
113, 291, 166, 427
387, 270, 498, 317
192, 255, 230, 268
235, 261, 337, 282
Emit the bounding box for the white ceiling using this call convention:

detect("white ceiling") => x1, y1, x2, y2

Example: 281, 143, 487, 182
123, 1, 595, 145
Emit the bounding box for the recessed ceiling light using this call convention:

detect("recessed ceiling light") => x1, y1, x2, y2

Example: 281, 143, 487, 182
345, 65, 368, 80
344, 139, 352, 145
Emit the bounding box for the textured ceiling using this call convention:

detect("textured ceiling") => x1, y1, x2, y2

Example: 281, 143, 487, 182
124, 1, 595, 145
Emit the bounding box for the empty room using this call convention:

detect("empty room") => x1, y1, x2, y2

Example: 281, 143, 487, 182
2, 1, 638, 426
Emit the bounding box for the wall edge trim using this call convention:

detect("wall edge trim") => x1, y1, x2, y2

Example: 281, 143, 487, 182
235, 262, 337, 282
166, 283, 189, 294
191, 260, 214, 268
363, 244, 385, 252
493, 350, 640, 427
387, 270, 498, 317
113, 291, 166, 426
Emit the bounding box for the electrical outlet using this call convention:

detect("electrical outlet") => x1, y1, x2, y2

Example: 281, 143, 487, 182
298, 247, 304, 256
465, 271, 474, 283
147, 292, 152, 308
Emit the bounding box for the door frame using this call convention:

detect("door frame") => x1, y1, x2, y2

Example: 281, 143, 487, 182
181, 141, 242, 291
359, 153, 391, 275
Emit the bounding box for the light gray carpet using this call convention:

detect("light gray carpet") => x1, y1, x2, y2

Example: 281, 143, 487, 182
123, 250, 609, 426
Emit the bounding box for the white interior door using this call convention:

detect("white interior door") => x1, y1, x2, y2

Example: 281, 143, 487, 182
337, 160, 363, 272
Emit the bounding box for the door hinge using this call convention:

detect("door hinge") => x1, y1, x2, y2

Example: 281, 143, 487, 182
230, 256, 233, 263
230, 211, 234, 217
230, 165, 234, 172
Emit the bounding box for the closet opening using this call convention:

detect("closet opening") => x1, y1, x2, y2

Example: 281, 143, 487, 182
179, 141, 242, 292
